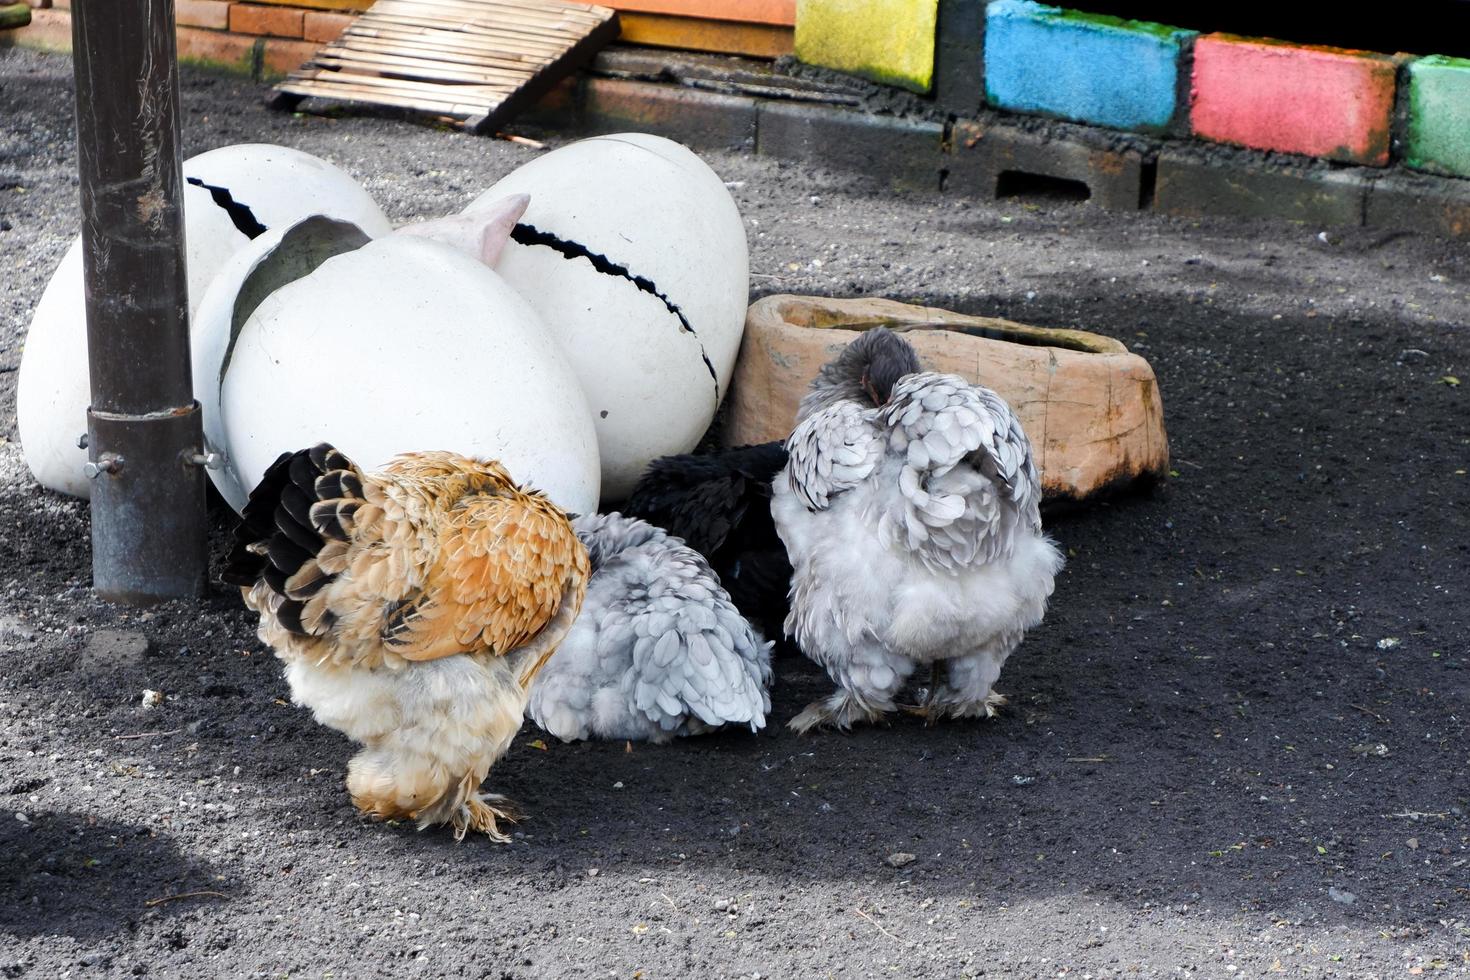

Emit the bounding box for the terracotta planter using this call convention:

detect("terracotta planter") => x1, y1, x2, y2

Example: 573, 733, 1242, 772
725, 295, 1169, 502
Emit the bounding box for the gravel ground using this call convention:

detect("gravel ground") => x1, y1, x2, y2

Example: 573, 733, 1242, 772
2, 46, 1469, 979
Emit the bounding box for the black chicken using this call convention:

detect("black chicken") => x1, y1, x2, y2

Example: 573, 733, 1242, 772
622, 440, 791, 636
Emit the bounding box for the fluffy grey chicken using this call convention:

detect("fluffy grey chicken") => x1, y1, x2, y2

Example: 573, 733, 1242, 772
771, 328, 1064, 733
526, 512, 773, 743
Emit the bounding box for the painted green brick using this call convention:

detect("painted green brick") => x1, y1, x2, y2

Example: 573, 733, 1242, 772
1405, 55, 1470, 179
795, 0, 939, 93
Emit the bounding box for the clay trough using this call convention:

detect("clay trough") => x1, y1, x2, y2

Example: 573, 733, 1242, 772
724, 294, 1169, 503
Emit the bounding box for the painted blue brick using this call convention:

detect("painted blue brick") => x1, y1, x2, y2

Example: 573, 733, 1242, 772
984, 0, 1194, 133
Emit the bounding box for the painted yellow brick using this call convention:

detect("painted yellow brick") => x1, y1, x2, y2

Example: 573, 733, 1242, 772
795, 0, 937, 93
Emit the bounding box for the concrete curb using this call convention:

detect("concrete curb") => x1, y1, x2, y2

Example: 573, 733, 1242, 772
948, 120, 1149, 210
1154, 150, 1368, 226
526, 74, 1470, 234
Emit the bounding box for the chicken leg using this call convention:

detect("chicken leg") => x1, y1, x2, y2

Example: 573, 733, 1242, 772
789, 643, 915, 734
921, 646, 1012, 721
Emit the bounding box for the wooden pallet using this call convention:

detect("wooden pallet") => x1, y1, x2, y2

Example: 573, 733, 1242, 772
270, 0, 620, 133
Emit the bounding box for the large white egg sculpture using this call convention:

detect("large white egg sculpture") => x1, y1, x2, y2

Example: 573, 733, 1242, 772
16, 144, 392, 499
468, 133, 749, 501
190, 217, 372, 513
219, 228, 601, 516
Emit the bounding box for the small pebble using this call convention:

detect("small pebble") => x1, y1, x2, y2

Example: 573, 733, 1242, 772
885, 852, 916, 869
1328, 886, 1356, 905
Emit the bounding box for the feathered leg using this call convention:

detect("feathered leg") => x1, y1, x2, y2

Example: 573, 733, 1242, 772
924, 641, 1015, 721
789, 643, 915, 734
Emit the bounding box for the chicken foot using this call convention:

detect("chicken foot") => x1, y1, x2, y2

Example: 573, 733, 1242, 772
789, 647, 915, 733
452, 792, 523, 843
909, 649, 1009, 721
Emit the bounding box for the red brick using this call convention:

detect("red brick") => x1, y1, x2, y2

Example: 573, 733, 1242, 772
176, 0, 230, 30
259, 36, 319, 76
176, 25, 258, 73
5, 8, 71, 52
229, 3, 303, 38
302, 10, 353, 42
1190, 35, 1398, 167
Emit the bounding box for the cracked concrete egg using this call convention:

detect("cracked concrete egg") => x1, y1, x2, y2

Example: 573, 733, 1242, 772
17, 144, 391, 499
213, 216, 601, 517
468, 133, 749, 500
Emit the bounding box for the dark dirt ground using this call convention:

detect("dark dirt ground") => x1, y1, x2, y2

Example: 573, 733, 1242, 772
2, 45, 1469, 979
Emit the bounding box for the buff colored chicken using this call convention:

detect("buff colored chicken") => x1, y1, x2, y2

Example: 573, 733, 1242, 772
222, 443, 589, 841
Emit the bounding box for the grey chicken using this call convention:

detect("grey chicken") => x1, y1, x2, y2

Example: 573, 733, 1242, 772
771, 328, 1064, 733
526, 512, 773, 743
622, 329, 923, 634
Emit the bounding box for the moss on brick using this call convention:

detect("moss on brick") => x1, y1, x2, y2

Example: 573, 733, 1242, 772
1405, 55, 1470, 179
1043, 5, 1190, 44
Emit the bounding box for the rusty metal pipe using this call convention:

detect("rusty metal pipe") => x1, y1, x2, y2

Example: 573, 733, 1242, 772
72, 0, 208, 602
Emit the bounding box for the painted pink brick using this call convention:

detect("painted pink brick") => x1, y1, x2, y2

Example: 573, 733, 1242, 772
1190, 35, 1398, 167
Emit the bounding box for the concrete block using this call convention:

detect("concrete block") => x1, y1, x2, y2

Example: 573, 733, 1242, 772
581, 77, 758, 151
1154, 149, 1367, 226
983, 0, 1193, 135
795, 0, 938, 93
933, 0, 985, 117
303, 10, 354, 42
1367, 173, 1470, 239
1403, 55, 1470, 179
947, 120, 1148, 210
756, 100, 944, 190
1191, 35, 1397, 167
229, 3, 304, 38
176, 0, 230, 30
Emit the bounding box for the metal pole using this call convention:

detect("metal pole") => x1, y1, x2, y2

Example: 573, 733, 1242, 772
71, 0, 208, 602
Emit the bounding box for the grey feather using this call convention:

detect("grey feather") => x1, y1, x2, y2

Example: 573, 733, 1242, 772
772, 365, 1065, 731
526, 512, 774, 743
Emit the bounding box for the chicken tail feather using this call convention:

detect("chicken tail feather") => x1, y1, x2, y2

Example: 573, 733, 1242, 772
222, 442, 365, 638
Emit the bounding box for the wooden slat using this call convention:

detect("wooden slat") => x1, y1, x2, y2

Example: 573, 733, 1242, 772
373, 3, 608, 32
311, 50, 533, 84
273, 0, 619, 130
617, 11, 791, 58
254, 0, 374, 11
289, 72, 514, 102
286, 78, 494, 114
345, 18, 585, 52
341, 23, 570, 57
376, 0, 608, 25
604, 0, 794, 28
318, 35, 554, 71
288, 67, 514, 100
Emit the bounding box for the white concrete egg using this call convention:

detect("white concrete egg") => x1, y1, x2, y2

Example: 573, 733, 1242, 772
467, 133, 749, 501
220, 235, 601, 516
16, 144, 391, 499
192, 228, 288, 514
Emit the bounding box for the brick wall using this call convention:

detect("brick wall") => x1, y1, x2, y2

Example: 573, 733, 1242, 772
7, 0, 364, 77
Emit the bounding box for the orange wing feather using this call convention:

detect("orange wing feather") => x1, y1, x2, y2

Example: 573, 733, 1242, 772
387, 489, 588, 663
